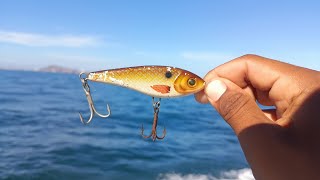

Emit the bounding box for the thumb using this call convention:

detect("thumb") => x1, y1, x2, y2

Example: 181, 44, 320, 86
205, 79, 274, 134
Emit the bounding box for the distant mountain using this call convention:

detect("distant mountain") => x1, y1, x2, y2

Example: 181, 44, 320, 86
38, 65, 81, 74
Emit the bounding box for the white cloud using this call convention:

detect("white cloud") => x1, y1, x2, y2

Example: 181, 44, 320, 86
181, 51, 234, 62
44, 53, 127, 71
133, 51, 150, 56
0, 30, 101, 47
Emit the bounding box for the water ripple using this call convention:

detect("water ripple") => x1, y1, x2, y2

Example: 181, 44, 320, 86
0, 70, 249, 180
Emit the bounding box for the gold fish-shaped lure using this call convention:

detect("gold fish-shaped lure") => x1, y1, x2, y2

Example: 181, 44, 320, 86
87, 66, 205, 98
79, 66, 205, 141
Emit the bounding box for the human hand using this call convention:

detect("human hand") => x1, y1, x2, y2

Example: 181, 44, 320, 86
195, 54, 320, 180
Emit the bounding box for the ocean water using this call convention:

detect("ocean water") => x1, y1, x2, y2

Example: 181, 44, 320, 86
0, 70, 253, 180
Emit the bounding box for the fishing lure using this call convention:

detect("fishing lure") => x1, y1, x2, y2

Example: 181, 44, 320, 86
79, 66, 205, 141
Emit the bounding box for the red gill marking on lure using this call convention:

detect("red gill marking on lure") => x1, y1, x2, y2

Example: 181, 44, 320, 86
151, 85, 171, 94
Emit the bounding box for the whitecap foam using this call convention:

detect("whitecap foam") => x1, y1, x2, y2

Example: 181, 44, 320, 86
157, 168, 254, 180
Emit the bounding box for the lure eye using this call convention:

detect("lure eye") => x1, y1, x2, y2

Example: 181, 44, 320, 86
165, 71, 172, 78
187, 78, 196, 87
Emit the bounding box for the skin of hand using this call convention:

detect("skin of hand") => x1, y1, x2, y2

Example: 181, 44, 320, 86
195, 54, 320, 180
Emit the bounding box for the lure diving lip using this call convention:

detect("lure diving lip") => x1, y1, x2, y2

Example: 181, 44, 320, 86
87, 66, 205, 98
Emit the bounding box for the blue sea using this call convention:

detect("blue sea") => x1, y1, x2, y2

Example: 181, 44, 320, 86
0, 70, 254, 180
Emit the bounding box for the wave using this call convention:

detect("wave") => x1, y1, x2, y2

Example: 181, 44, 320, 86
157, 168, 254, 180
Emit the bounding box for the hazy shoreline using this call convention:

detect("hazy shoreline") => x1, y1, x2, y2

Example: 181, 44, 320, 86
0, 65, 81, 74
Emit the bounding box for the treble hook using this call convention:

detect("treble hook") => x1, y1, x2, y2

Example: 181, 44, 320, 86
79, 72, 111, 125
141, 97, 166, 141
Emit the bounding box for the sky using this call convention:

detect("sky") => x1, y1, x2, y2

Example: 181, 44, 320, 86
0, 0, 320, 76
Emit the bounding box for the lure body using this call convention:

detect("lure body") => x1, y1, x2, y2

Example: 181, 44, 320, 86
87, 66, 205, 98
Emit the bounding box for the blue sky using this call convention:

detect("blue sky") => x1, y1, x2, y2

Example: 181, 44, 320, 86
0, 0, 319, 76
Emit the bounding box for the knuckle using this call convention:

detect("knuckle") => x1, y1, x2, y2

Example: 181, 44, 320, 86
240, 54, 259, 60
232, 54, 265, 71
235, 54, 260, 64
219, 91, 251, 122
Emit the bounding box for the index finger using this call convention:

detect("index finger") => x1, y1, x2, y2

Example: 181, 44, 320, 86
195, 54, 300, 106
208, 54, 281, 90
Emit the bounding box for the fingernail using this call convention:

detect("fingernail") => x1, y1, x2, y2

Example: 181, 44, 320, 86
206, 79, 227, 102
